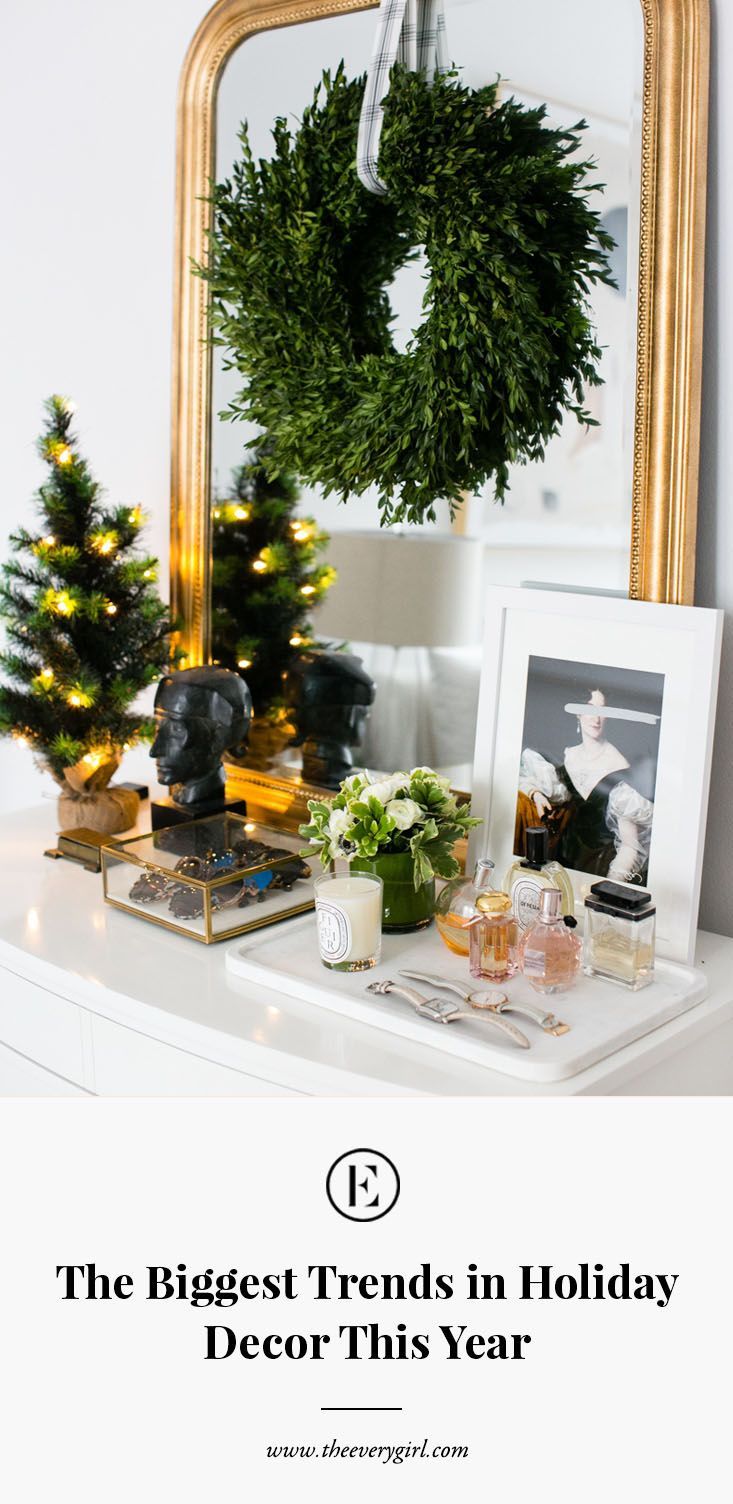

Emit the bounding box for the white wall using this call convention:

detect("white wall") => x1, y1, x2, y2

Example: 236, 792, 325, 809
696, 1, 733, 938
0, 0, 730, 938
0, 0, 204, 810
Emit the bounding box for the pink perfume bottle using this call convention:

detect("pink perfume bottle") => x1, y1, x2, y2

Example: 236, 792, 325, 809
517, 888, 581, 994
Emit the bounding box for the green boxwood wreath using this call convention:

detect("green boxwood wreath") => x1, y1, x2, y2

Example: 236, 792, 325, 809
205, 65, 614, 526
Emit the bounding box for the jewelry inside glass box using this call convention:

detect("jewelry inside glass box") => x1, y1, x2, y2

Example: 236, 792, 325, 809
101, 812, 314, 943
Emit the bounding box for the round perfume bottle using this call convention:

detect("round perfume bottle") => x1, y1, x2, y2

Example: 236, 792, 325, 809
469, 891, 518, 982
435, 858, 496, 957
517, 887, 581, 994
504, 826, 575, 932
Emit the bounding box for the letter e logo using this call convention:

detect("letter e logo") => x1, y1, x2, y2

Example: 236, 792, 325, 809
326, 1148, 400, 1222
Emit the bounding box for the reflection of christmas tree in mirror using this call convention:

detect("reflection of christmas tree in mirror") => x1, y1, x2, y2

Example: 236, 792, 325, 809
210, 441, 337, 736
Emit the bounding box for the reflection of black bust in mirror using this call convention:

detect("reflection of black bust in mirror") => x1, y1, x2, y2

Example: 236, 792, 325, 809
284, 650, 375, 790
151, 666, 252, 812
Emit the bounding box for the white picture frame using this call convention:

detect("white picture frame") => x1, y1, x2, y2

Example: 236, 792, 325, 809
468, 587, 723, 964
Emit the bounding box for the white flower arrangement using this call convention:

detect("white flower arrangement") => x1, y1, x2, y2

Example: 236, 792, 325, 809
300, 766, 481, 888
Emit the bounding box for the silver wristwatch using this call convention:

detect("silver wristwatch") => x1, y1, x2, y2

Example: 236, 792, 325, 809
399, 970, 570, 1036
367, 980, 530, 1048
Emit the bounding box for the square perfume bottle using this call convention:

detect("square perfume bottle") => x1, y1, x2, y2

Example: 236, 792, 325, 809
583, 881, 656, 990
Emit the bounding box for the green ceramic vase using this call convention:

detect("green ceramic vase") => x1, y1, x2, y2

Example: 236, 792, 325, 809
352, 851, 435, 934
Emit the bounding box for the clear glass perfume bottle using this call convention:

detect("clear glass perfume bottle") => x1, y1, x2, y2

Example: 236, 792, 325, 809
468, 891, 518, 981
435, 858, 496, 956
583, 880, 656, 990
504, 826, 574, 933
517, 887, 581, 994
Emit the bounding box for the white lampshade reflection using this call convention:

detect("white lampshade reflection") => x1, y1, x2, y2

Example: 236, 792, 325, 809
312, 532, 484, 648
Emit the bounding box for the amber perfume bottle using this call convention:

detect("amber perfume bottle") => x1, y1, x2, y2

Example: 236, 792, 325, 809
517, 887, 581, 994
504, 826, 574, 933
435, 858, 496, 956
583, 881, 656, 990
468, 891, 518, 982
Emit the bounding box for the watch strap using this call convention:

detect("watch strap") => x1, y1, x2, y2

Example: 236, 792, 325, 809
368, 980, 530, 1048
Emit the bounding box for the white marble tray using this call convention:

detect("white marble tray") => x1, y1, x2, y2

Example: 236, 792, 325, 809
225, 918, 708, 1082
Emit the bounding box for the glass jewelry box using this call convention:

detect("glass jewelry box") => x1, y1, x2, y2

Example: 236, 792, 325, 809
101, 812, 314, 943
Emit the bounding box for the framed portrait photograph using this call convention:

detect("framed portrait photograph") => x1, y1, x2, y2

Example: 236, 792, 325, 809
469, 588, 723, 963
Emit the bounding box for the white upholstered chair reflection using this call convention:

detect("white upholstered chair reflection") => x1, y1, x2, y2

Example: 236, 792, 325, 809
312, 532, 483, 775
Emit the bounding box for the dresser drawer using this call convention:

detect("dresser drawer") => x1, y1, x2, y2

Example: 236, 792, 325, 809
90, 1014, 300, 1096
0, 1040, 88, 1095
0, 968, 85, 1084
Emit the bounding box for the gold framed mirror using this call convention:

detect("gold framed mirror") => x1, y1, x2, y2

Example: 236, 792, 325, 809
170, 0, 709, 824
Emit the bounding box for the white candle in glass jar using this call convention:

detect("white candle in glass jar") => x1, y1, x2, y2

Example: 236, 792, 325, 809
315, 874, 383, 971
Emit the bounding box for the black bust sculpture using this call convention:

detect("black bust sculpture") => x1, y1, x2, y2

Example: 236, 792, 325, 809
150, 665, 252, 828
284, 650, 375, 789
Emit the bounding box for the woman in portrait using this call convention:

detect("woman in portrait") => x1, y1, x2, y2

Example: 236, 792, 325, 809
515, 687, 659, 883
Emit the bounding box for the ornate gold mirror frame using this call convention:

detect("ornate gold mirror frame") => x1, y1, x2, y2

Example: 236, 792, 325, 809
170, 0, 709, 818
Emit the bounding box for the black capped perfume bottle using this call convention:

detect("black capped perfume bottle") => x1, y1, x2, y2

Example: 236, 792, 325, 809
504, 826, 574, 932
583, 880, 656, 989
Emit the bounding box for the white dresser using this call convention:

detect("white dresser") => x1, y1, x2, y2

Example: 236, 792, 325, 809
1, 804, 732, 1097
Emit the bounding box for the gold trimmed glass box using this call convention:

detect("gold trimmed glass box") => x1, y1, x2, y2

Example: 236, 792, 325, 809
102, 813, 314, 943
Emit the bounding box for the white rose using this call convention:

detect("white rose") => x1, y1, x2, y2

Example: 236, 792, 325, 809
361, 772, 410, 805
385, 797, 424, 830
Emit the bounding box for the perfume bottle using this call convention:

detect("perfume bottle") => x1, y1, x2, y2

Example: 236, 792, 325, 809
468, 891, 518, 982
517, 888, 581, 994
504, 826, 574, 933
583, 881, 656, 990
435, 858, 496, 956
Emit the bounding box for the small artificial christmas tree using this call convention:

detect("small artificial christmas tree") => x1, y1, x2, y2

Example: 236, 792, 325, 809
211, 442, 336, 726
0, 396, 178, 832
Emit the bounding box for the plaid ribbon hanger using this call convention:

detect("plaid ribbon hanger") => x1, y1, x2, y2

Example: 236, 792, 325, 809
356, 0, 449, 195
